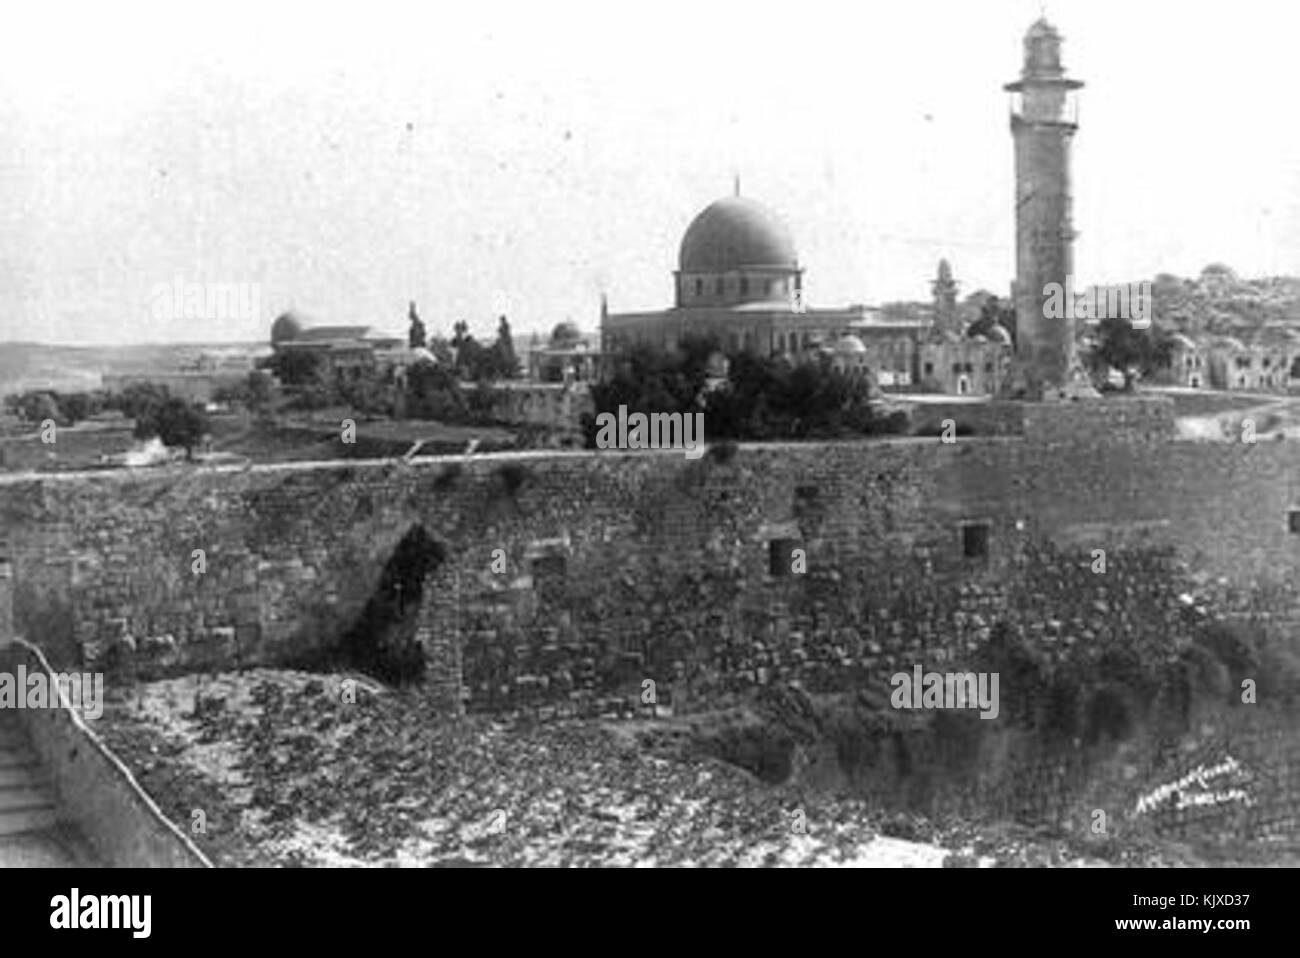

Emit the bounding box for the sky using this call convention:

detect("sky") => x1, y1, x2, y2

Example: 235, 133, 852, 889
2, 0, 1299, 345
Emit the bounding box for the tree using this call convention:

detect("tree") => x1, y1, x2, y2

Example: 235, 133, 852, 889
134, 396, 209, 459
969, 296, 1016, 344
456, 336, 496, 382
58, 392, 100, 424
112, 382, 171, 421
339, 369, 395, 417
247, 370, 275, 417
492, 314, 518, 379
408, 301, 427, 350
1088, 316, 1174, 391
426, 336, 455, 366
405, 360, 466, 420
22, 392, 62, 425
265, 348, 325, 387
583, 335, 901, 445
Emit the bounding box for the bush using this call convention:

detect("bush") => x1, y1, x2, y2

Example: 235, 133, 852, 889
134, 396, 209, 457
584, 338, 906, 445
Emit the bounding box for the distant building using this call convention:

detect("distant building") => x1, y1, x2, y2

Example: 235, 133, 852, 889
1204, 335, 1299, 391
269, 310, 408, 380
1167, 334, 1207, 389
102, 347, 262, 404
600, 192, 1008, 396
488, 381, 594, 436
527, 322, 602, 384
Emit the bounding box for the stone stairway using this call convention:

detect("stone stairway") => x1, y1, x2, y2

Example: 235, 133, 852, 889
0, 712, 98, 867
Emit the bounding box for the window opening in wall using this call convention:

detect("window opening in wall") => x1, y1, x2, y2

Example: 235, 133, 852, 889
532, 554, 567, 578
961, 521, 990, 559
769, 538, 800, 577
1288, 510, 1300, 534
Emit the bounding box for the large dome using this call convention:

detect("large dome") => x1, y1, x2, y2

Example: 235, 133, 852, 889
678, 196, 798, 272
271, 310, 309, 344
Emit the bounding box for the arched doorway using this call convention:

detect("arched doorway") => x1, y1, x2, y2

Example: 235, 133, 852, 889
337, 525, 447, 683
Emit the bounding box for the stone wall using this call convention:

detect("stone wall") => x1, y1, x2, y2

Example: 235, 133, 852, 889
1, 411, 1299, 717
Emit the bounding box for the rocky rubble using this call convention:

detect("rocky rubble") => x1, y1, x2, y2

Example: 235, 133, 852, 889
93, 668, 1135, 868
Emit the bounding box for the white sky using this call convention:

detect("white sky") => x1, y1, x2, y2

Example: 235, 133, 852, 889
2, 0, 1299, 344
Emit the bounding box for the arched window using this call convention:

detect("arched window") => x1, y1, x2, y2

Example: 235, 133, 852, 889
740, 277, 749, 296
694, 278, 703, 297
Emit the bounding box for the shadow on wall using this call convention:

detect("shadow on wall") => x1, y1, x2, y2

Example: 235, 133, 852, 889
290, 524, 446, 684
14, 577, 79, 670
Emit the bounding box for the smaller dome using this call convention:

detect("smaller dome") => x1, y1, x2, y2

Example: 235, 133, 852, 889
1169, 333, 1197, 351
987, 325, 1013, 345
551, 321, 582, 345
834, 335, 867, 354
271, 311, 308, 344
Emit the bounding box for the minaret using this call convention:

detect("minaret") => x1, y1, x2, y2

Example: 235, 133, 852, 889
1004, 18, 1084, 399
931, 258, 959, 338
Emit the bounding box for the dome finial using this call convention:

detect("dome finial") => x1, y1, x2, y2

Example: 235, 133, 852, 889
733, 173, 740, 197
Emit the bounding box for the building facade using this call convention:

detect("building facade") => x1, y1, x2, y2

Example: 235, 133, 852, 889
601, 195, 1009, 396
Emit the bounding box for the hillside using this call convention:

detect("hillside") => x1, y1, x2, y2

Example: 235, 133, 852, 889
0, 341, 265, 397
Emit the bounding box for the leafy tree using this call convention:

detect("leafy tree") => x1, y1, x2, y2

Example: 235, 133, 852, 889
583, 336, 901, 445
23, 392, 62, 425
58, 392, 101, 424
1088, 316, 1174, 391
426, 336, 455, 366
114, 382, 171, 421
265, 348, 326, 387
492, 314, 519, 379
134, 396, 209, 459
968, 296, 1016, 344
7, 390, 63, 424
405, 361, 466, 420
408, 301, 427, 350
247, 370, 275, 416
455, 336, 495, 382
339, 370, 395, 417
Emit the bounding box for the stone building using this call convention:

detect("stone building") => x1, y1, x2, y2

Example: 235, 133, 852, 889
1204, 335, 1299, 391
269, 310, 408, 381
600, 192, 1011, 395
527, 321, 602, 384
1167, 334, 1207, 388
601, 190, 876, 360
